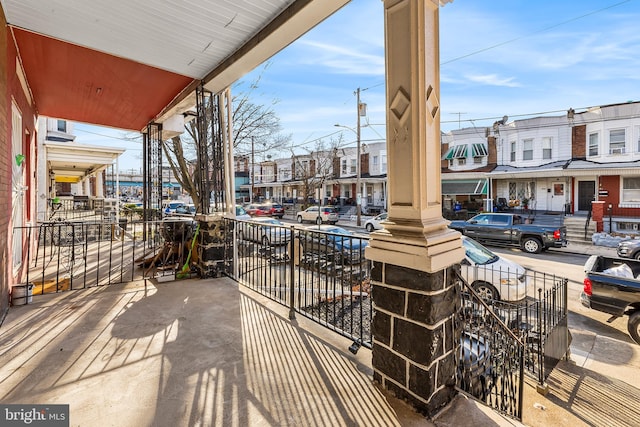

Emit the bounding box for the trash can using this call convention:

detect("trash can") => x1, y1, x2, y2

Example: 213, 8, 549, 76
11, 283, 34, 306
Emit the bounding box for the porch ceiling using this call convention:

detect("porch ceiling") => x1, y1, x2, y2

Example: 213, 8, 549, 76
45, 141, 126, 180
3, 0, 349, 131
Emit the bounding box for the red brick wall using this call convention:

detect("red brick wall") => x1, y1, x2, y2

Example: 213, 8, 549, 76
487, 137, 497, 165
441, 142, 449, 169
1, 6, 9, 314
2, 10, 39, 311
572, 125, 586, 158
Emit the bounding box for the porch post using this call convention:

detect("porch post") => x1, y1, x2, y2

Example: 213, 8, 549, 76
366, 0, 464, 416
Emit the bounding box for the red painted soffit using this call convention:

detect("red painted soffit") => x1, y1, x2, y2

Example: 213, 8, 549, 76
12, 28, 195, 131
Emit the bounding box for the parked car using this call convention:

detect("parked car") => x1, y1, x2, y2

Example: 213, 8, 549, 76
617, 239, 640, 260
460, 236, 529, 302
296, 206, 339, 224
300, 225, 368, 264
581, 255, 640, 344
174, 204, 196, 216
245, 203, 271, 217
162, 201, 185, 217
449, 213, 567, 254
364, 212, 387, 232
262, 202, 285, 218
235, 205, 251, 220
238, 217, 292, 246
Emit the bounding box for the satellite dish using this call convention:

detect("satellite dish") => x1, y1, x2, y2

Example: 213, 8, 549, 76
502, 115, 508, 124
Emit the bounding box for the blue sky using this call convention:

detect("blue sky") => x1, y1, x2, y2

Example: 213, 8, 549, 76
75, 0, 640, 170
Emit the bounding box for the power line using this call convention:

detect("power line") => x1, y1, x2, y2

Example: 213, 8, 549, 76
441, 0, 631, 65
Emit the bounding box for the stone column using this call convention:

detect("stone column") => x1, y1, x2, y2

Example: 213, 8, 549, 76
366, 0, 464, 416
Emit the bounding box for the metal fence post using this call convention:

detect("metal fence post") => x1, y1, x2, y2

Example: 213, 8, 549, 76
289, 226, 296, 320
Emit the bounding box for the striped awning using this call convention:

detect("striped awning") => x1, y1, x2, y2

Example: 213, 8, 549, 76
442, 179, 488, 195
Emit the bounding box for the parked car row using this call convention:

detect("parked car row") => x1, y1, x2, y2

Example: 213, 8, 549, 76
245, 202, 285, 218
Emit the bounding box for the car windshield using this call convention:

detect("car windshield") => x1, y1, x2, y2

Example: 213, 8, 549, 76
463, 238, 499, 265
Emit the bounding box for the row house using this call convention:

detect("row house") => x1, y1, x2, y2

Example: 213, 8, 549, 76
442, 101, 640, 233
246, 141, 388, 213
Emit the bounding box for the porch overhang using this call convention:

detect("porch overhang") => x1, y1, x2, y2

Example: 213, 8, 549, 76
45, 141, 126, 181
3, 0, 350, 131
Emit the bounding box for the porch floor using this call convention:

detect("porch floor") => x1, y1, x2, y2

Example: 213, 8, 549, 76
0, 278, 520, 426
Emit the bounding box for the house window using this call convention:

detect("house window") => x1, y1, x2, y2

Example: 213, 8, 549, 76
609, 129, 626, 154
510, 141, 516, 162
508, 182, 517, 200
457, 157, 467, 166
350, 159, 356, 174
542, 137, 552, 160
57, 119, 66, 132
472, 143, 487, 157
341, 159, 347, 175
588, 133, 599, 156
622, 177, 640, 203
522, 139, 533, 161
473, 156, 483, 164
373, 155, 379, 171
380, 151, 387, 173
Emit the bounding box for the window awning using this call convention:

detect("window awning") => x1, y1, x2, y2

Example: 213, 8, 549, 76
472, 143, 488, 157
442, 179, 488, 195
442, 145, 468, 160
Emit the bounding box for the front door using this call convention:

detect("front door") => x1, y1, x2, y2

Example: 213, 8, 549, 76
550, 182, 566, 212
578, 181, 596, 211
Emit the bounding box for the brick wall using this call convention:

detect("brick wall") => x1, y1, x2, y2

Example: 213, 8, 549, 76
487, 136, 497, 165
440, 143, 449, 169
572, 125, 586, 158
1, 6, 9, 315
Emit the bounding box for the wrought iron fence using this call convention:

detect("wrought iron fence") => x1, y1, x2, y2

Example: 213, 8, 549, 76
229, 219, 373, 348
13, 218, 197, 301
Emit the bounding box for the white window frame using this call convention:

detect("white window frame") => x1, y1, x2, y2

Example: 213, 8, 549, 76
510, 141, 516, 162
341, 159, 347, 175
380, 151, 387, 173
588, 132, 599, 157
522, 139, 533, 161
621, 176, 640, 205
542, 137, 552, 160
350, 159, 356, 174
609, 128, 626, 154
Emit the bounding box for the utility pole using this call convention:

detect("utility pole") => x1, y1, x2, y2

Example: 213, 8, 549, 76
356, 87, 362, 226
451, 112, 466, 129
250, 136, 254, 203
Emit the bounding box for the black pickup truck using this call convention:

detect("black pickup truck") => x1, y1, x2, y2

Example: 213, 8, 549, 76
581, 255, 640, 345
448, 213, 567, 254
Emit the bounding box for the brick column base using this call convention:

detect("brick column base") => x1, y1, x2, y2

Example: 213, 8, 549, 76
370, 261, 460, 416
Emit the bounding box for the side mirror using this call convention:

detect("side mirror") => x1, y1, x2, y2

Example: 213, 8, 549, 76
468, 220, 477, 224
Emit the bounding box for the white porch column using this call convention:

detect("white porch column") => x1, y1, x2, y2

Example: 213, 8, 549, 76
366, 0, 464, 416
367, 0, 462, 272
95, 172, 104, 198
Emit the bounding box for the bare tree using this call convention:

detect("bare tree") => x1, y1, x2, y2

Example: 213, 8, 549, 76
292, 136, 343, 209
162, 69, 291, 208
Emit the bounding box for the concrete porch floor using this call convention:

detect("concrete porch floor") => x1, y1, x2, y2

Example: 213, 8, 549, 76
0, 278, 521, 426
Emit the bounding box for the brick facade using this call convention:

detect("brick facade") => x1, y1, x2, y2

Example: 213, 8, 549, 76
572, 125, 586, 158
1, 7, 9, 315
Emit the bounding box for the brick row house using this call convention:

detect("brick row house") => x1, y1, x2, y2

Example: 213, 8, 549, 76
246, 141, 388, 213
441, 101, 640, 233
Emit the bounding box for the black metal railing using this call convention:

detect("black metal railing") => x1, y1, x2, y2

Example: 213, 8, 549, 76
585, 208, 592, 240
13, 218, 196, 301
229, 219, 373, 348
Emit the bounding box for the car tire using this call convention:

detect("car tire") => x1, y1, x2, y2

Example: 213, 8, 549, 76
297, 216, 303, 223
521, 237, 542, 254
634, 252, 640, 261
472, 282, 500, 301
316, 217, 322, 225
261, 236, 270, 246
628, 311, 640, 345
366, 223, 374, 232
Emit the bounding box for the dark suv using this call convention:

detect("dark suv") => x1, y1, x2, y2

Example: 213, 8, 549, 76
263, 202, 285, 218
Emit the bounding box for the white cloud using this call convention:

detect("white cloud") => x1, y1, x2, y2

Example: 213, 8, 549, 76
465, 74, 521, 87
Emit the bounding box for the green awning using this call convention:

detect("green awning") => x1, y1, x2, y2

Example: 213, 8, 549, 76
442, 179, 488, 195
472, 143, 488, 157
443, 147, 455, 160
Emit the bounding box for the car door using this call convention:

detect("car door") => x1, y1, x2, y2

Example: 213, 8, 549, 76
483, 214, 512, 243
463, 214, 490, 239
